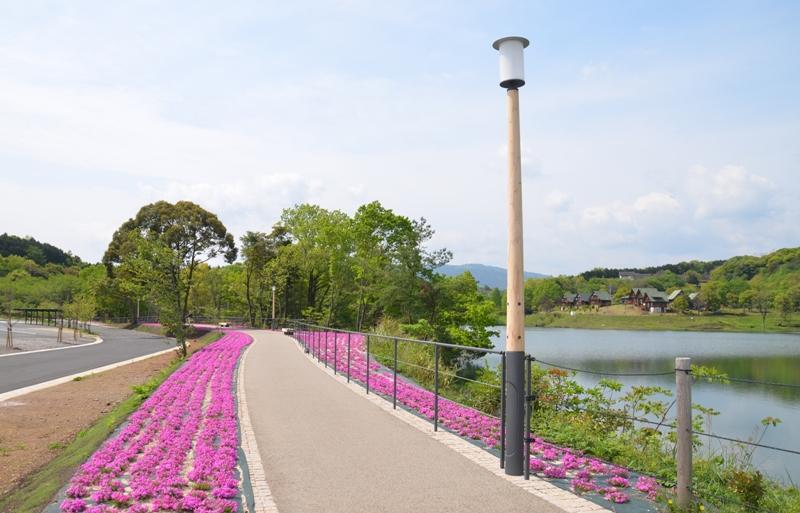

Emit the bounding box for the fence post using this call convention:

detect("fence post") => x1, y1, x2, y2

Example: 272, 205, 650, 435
347, 332, 351, 383
434, 344, 440, 431
366, 335, 370, 395
676, 357, 692, 510
393, 338, 398, 409
324, 330, 329, 368
500, 352, 506, 469
333, 332, 338, 375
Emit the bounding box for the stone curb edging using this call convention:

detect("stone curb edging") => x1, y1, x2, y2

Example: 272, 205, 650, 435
0, 333, 104, 359
292, 337, 613, 513
0, 344, 179, 403
236, 338, 280, 513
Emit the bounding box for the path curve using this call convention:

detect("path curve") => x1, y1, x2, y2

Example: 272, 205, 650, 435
243, 330, 568, 513
0, 325, 175, 394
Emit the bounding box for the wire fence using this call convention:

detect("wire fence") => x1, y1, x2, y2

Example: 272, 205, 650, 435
535, 358, 799, 457
533, 358, 676, 377
285, 319, 797, 513
532, 353, 799, 512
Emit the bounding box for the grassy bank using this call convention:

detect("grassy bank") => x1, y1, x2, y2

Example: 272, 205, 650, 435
498, 307, 800, 334
0, 330, 224, 513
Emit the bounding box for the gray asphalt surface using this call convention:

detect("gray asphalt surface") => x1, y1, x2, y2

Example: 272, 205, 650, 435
0, 320, 94, 353
244, 330, 565, 513
0, 325, 175, 394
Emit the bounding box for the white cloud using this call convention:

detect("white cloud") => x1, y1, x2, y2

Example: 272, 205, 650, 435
544, 190, 571, 211
688, 165, 775, 219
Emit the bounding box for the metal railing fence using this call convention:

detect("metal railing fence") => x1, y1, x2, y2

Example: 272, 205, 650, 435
285, 319, 510, 469
281, 319, 799, 512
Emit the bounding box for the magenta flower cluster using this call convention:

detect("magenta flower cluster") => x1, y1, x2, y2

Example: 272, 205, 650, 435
298, 331, 662, 506
59, 332, 252, 513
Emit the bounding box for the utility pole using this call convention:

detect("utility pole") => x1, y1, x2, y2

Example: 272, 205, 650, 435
271, 285, 277, 330
493, 35, 530, 476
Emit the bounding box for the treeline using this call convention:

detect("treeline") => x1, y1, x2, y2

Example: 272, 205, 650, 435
520, 247, 800, 324
0, 253, 104, 311
0, 233, 82, 267
0, 200, 498, 353
229, 202, 497, 349
580, 259, 724, 280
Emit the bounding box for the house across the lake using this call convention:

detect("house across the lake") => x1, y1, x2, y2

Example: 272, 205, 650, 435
561, 290, 612, 308
631, 287, 669, 313
590, 290, 612, 307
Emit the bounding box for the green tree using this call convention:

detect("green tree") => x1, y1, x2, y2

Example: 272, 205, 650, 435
614, 283, 632, 303
775, 292, 794, 324
671, 294, 689, 313
525, 278, 564, 312
700, 281, 723, 312
752, 286, 773, 331
103, 201, 237, 355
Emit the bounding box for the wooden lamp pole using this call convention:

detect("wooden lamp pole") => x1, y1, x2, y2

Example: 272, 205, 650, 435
493, 35, 530, 476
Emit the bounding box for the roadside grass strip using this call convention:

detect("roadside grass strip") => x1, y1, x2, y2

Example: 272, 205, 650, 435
296, 331, 661, 508
58, 332, 251, 513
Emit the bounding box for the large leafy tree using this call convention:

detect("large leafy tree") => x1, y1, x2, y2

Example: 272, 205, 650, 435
240, 225, 291, 327
103, 201, 237, 355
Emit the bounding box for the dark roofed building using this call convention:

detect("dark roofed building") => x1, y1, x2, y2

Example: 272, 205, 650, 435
631, 287, 669, 312
590, 290, 612, 307
576, 292, 592, 306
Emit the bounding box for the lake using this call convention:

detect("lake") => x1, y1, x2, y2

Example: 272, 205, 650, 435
486, 327, 800, 481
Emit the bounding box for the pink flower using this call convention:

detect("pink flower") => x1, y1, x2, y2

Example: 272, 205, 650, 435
603, 488, 630, 503
529, 457, 547, 472
610, 466, 630, 478
572, 477, 599, 493
543, 465, 567, 479
60, 499, 87, 513
635, 475, 659, 499
608, 476, 630, 488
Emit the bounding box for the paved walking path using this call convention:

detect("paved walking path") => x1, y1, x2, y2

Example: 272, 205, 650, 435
0, 325, 174, 394
243, 330, 570, 513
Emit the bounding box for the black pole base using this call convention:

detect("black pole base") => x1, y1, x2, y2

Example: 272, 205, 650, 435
504, 350, 525, 475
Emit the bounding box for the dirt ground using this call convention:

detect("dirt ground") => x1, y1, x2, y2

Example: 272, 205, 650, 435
0, 339, 212, 496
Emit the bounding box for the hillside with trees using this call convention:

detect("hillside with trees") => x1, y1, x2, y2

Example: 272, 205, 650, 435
0, 233, 81, 267
512, 247, 800, 332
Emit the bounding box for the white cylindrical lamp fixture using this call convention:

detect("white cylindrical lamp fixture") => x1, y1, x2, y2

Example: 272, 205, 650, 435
492, 36, 529, 89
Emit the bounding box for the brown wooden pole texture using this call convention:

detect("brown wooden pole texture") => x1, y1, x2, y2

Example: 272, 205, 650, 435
506, 88, 525, 353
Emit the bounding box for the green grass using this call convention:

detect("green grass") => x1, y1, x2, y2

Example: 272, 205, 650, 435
0, 359, 183, 513
133, 324, 169, 336
515, 310, 800, 334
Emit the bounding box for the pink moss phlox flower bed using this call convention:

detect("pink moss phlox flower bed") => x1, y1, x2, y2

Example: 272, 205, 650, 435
59, 332, 252, 513
298, 330, 663, 506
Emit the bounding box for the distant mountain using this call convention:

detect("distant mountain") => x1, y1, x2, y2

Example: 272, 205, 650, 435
0, 233, 82, 266
438, 263, 547, 289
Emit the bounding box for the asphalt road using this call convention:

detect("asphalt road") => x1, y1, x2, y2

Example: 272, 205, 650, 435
0, 325, 175, 394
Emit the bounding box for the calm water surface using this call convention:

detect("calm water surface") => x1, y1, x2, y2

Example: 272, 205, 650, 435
487, 327, 800, 481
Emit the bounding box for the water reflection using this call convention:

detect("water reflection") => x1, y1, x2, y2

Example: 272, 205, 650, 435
486, 327, 800, 481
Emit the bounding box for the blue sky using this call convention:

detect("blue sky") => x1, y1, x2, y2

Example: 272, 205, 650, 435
1, 1, 798, 274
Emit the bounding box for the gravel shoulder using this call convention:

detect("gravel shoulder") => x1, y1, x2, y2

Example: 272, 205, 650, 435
0, 350, 175, 497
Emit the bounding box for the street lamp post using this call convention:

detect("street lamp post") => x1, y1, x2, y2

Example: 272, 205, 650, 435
271, 285, 277, 330
493, 35, 529, 476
